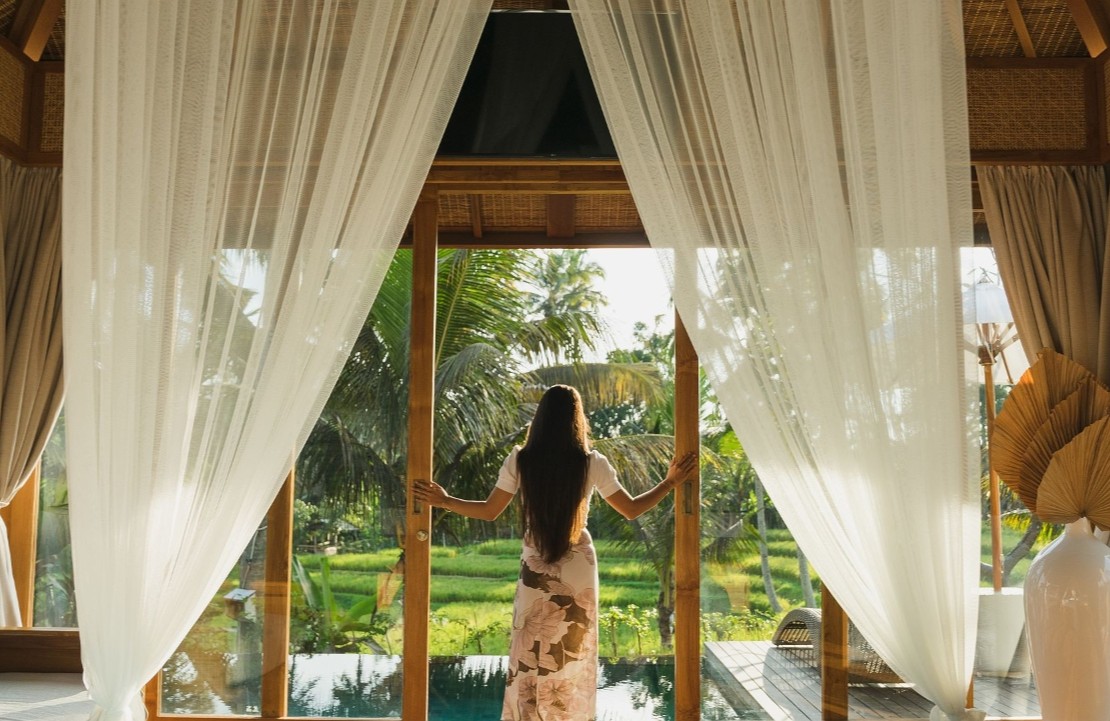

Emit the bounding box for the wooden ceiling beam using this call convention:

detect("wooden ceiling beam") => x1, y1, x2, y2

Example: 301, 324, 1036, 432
400, 231, 650, 250
468, 194, 483, 238
546, 194, 576, 238
1005, 0, 1038, 58
1065, 0, 1110, 57
8, 0, 63, 62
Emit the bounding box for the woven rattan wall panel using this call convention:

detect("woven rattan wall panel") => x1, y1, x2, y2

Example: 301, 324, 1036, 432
576, 194, 642, 232
41, 4, 64, 61
965, 0, 1023, 57
0, 0, 15, 37
480, 194, 546, 230
0, 48, 24, 146
40, 71, 63, 152
438, 193, 472, 228
1021, 0, 1087, 56
967, 67, 1086, 149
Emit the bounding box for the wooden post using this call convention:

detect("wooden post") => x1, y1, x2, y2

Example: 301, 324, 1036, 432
261, 469, 295, 718
143, 674, 161, 719
982, 357, 1004, 592
674, 312, 700, 721
821, 583, 849, 721
402, 192, 438, 721
0, 463, 41, 627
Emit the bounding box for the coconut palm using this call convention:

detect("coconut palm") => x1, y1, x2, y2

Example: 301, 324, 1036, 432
527, 250, 608, 362
296, 248, 669, 544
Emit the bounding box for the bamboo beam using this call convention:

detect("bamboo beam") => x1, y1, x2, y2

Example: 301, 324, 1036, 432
0, 464, 40, 626
402, 192, 438, 721
260, 470, 295, 718
1066, 0, 1110, 58
8, 0, 63, 62
1005, 0, 1038, 58
674, 312, 700, 721
820, 584, 849, 721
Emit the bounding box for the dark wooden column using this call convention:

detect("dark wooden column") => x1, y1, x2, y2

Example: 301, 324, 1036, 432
821, 583, 849, 721
261, 470, 295, 718
674, 312, 701, 721
402, 191, 438, 721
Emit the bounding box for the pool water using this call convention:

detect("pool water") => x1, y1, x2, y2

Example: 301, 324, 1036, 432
284, 655, 767, 720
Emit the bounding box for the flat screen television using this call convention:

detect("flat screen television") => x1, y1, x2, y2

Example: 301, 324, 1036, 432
437, 11, 616, 158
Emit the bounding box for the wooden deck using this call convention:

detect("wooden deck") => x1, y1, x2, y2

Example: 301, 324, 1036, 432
705, 641, 1041, 721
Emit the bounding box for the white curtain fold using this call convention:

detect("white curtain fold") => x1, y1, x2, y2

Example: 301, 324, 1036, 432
62, 1, 490, 719
570, 2, 980, 719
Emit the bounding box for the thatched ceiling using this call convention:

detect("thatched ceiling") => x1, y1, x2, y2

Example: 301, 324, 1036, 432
1, 0, 1101, 63
2, 0, 1105, 244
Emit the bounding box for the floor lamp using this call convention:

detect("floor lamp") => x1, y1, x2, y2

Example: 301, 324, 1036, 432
968, 277, 1018, 591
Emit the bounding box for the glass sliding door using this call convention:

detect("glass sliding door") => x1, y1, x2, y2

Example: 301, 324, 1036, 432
286, 246, 414, 720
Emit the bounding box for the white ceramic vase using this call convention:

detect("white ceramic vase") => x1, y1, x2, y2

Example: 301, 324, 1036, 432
1024, 518, 1110, 721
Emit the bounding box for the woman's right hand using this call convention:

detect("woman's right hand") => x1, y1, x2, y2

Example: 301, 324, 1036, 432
665, 452, 698, 488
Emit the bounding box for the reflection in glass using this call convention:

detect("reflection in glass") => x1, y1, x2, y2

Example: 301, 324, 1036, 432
34, 410, 76, 628
286, 248, 411, 713
160, 527, 265, 716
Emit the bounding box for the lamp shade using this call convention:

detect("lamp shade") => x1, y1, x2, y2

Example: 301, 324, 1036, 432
964, 280, 1014, 325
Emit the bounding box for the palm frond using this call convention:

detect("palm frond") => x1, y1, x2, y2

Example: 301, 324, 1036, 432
523, 363, 664, 411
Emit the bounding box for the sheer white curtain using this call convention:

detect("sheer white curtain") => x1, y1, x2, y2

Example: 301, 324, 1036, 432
62, 2, 489, 719
571, 2, 980, 719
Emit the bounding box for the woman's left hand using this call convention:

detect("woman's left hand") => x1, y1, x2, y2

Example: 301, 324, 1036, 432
412, 479, 449, 508
665, 452, 698, 488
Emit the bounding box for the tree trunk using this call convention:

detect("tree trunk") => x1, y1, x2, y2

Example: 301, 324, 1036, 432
1002, 517, 1042, 586
755, 479, 782, 614
797, 545, 816, 608
657, 565, 675, 649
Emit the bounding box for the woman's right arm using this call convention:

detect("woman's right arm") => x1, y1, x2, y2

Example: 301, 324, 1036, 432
603, 452, 697, 520
412, 479, 514, 522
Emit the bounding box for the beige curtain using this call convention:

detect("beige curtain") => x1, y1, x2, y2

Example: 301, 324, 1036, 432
977, 165, 1110, 382
0, 156, 64, 626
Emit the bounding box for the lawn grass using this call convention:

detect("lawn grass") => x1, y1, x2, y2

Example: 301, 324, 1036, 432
295, 520, 1045, 657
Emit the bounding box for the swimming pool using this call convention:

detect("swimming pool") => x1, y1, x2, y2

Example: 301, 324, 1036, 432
285, 655, 766, 720
163, 653, 767, 719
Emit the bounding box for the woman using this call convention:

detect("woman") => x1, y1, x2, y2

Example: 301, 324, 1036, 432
413, 384, 696, 721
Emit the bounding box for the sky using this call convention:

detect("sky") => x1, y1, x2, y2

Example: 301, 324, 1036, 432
582, 248, 674, 360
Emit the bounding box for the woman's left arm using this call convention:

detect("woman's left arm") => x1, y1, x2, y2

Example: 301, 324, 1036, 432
412, 480, 514, 522
603, 452, 697, 520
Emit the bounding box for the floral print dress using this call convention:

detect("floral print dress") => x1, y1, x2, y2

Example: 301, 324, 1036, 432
494, 448, 624, 721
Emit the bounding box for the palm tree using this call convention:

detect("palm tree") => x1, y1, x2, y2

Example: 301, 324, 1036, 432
297, 248, 667, 542
527, 250, 608, 362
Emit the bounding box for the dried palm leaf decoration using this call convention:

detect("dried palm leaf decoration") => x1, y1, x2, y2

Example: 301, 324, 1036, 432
991, 350, 1098, 510
1020, 379, 1110, 512
992, 349, 1110, 524
1038, 417, 1110, 529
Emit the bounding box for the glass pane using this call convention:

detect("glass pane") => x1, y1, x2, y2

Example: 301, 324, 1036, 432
160, 527, 265, 716
34, 410, 76, 628
963, 247, 1040, 717
698, 381, 788, 721
287, 247, 409, 718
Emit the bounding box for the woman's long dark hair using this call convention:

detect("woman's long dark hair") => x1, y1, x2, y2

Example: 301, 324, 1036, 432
517, 385, 591, 563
